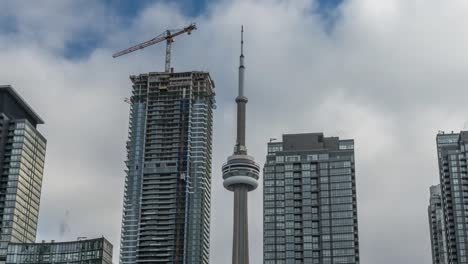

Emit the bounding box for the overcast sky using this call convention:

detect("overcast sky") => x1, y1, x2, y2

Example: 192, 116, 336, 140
2, 0, 468, 263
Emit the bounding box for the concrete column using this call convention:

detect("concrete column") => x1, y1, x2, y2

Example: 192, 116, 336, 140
232, 184, 249, 264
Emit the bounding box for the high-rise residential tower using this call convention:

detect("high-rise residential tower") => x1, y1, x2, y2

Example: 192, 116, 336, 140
428, 185, 448, 264
119, 72, 215, 264
263, 133, 359, 264
221, 27, 260, 264
436, 131, 468, 264
0, 85, 46, 262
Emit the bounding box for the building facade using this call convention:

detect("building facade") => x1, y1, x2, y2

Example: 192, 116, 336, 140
0, 86, 46, 261
428, 185, 448, 264
436, 131, 468, 264
263, 133, 359, 264
119, 71, 215, 264
6, 237, 112, 264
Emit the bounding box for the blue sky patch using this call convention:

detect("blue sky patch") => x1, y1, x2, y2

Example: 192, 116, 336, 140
317, 0, 344, 10
0, 14, 17, 34
61, 0, 343, 59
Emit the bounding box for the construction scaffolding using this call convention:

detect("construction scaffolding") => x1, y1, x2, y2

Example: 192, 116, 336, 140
120, 71, 215, 264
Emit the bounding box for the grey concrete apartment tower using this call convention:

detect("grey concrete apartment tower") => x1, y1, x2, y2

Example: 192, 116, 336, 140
435, 131, 468, 264
428, 185, 448, 264
0, 86, 46, 262
119, 72, 215, 264
263, 133, 359, 264
221, 27, 260, 264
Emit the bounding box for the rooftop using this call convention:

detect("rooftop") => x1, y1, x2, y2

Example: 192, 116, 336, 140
9, 236, 111, 247
0, 85, 44, 125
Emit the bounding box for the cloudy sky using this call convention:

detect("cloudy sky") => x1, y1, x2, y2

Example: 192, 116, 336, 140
2, 0, 468, 263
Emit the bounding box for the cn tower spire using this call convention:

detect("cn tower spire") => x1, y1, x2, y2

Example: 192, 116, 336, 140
235, 25, 248, 155
222, 26, 260, 264
239, 25, 245, 96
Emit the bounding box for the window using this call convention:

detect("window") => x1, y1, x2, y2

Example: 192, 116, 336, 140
268, 144, 283, 153
319, 154, 329, 160
276, 156, 284, 163
339, 141, 354, 150
285, 155, 301, 162
265, 180, 275, 187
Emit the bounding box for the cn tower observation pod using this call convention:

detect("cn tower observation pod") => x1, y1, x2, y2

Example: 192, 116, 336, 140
222, 154, 260, 192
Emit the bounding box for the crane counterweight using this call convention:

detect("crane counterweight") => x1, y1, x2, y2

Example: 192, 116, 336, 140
112, 23, 197, 72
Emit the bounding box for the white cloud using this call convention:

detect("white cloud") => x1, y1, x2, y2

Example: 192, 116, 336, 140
1, 0, 468, 263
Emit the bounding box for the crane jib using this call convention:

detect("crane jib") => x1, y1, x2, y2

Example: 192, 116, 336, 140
112, 23, 197, 72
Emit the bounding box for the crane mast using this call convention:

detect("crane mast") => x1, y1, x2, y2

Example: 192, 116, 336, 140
112, 23, 197, 72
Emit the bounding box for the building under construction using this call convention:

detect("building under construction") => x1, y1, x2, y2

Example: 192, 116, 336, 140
119, 71, 215, 264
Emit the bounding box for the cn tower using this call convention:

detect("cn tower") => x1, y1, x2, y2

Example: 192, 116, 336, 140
222, 26, 260, 264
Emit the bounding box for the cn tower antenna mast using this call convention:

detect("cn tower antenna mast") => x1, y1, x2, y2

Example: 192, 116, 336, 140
235, 25, 247, 155
222, 26, 260, 264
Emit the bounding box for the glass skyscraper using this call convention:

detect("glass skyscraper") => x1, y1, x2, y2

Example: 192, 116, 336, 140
263, 133, 359, 264
119, 71, 215, 264
435, 131, 468, 264
428, 184, 448, 264
6, 237, 113, 264
0, 85, 46, 262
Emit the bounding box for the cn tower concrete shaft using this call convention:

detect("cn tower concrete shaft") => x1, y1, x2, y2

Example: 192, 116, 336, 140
232, 185, 249, 264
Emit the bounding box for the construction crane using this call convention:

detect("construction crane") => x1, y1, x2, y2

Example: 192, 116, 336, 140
112, 23, 197, 72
